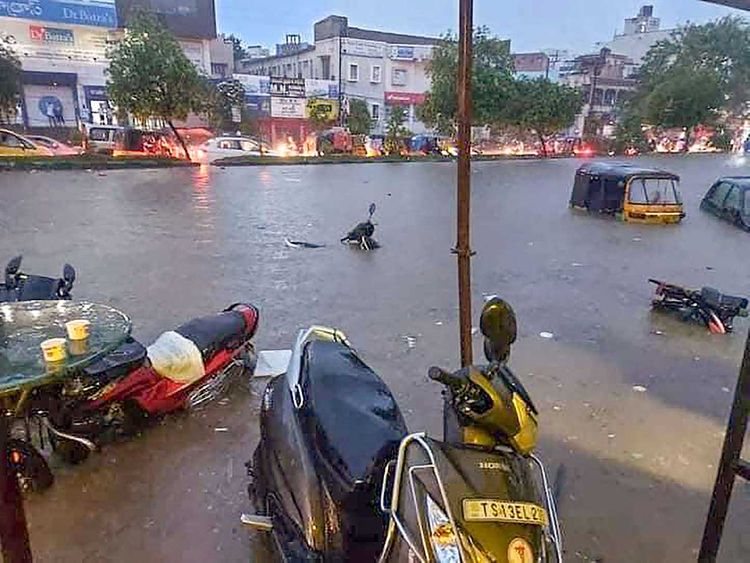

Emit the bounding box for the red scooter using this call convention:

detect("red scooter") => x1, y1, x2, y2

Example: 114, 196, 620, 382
39, 303, 259, 464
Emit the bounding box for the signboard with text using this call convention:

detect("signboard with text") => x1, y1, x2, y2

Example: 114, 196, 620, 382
270, 97, 305, 119
0, 0, 117, 28
29, 24, 74, 43
270, 77, 305, 98
384, 91, 426, 105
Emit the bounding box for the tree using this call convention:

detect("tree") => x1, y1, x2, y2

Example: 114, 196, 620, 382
106, 12, 208, 160
419, 27, 514, 134
499, 78, 582, 157
613, 109, 649, 154
641, 66, 724, 145
0, 42, 21, 124
347, 98, 371, 135
207, 78, 245, 131
384, 105, 410, 155
226, 34, 248, 63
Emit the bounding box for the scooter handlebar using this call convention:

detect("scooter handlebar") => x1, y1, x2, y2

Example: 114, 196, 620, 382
428, 366, 467, 393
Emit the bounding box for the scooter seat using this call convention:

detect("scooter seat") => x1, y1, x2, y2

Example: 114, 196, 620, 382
300, 340, 407, 497
701, 287, 748, 313
175, 308, 249, 360
84, 338, 147, 382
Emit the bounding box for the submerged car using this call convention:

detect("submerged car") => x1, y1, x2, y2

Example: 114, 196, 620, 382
570, 162, 684, 224
25, 135, 82, 156
197, 136, 276, 162
0, 128, 53, 157
700, 177, 750, 231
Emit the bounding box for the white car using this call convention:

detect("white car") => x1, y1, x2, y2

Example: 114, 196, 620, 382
197, 137, 277, 162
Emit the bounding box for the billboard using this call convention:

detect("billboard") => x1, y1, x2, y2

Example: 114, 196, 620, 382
269, 77, 305, 98
270, 97, 305, 119
116, 0, 215, 38
0, 0, 117, 28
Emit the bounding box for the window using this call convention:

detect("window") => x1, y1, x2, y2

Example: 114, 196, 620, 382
371, 65, 382, 83
709, 182, 733, 208
724, 186, 742, 212
320, 55, 331, 80
88, 128, 110, 142
628, 178, 680, 205
0, 132, 22, 148
240, 140, 259, 152
348, 63, 359, 81
211, 63, 228, 77
218, 139, 242, 150
371, 104, 380, 120
392, 68, 407, 86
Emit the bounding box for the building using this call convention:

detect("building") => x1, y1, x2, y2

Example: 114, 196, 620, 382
595, 5, 675, 70
239, 15, 439, 135
513, 53, 550, 80
1, 0, 219, 130
561, 48, 637, 114
209, 34, 234, 78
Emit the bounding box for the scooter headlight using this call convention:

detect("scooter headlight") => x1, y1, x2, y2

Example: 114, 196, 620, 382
426, 494, 460, 562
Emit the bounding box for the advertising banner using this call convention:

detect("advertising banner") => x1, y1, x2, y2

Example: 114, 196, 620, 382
270, 77, 305, 98
0, 0, 117, 28
385, 91, 426, 105
305, 98, 338, 121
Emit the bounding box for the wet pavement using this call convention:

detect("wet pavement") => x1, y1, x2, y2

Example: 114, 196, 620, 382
1, 154, 749, 562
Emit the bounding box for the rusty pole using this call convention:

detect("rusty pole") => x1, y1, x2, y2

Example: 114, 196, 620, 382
455, 0, 474, 367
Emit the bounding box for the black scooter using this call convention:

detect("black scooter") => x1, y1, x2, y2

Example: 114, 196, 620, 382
243, 297, 562, 561
0, 255, 75, 303
341, 203, 379, 250
649, 279, 748, 334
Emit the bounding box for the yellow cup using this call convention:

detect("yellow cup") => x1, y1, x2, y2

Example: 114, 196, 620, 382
41, 338, 67, 363
65, 319, 91, 341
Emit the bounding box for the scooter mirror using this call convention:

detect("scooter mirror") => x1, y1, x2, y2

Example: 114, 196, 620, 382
368, 203, 376, 218
480, 296, 517, 363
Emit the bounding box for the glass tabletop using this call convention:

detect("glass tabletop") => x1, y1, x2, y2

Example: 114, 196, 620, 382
0, 301, 131, 395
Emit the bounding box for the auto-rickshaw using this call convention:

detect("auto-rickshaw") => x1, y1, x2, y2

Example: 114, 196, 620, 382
569, 162, 685, 224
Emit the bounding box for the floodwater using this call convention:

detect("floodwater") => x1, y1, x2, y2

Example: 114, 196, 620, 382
1, 154, 749, 562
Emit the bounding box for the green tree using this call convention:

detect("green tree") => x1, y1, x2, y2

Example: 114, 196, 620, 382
641, 66, 724, 146
638, 17, 750, 114
419, 27, 514, 134
385, 105, 410, 155
613, 110, 649, 154
106, 12, 208, 160
0, 42, 21, 124
347, 98, 371, 135
499, 78, 582, 157
226, 34, 248, 63
207, 78, 245, 131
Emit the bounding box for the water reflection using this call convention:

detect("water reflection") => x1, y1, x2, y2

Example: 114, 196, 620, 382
191, 165, 215, 240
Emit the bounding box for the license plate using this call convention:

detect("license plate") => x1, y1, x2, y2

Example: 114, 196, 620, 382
462, 499, 548, 526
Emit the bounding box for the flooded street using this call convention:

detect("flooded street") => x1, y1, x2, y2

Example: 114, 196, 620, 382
1, 154, 749, 562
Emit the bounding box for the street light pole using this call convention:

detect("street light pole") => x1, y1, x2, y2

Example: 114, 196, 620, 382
455, 0, 474, 368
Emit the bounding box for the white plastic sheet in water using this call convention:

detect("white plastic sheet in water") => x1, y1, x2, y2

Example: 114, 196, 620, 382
254, 350, 292, 378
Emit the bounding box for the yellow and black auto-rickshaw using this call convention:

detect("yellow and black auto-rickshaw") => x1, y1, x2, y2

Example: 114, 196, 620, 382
570, 162, 685, 224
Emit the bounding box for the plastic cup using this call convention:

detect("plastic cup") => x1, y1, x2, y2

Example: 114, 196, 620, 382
65, 319, 91, 341
41, 338, 67, 363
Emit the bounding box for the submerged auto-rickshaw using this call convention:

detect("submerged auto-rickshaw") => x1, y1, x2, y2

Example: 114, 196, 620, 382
569, 162, 684, 224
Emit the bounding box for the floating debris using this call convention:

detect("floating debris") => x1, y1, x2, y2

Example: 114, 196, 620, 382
539, 331, 555, 339
632, 385, 648, 393
284, 238, 325, 249
403, 335, 417, 349
721, 386, 731, 393
214, 427, 229, 432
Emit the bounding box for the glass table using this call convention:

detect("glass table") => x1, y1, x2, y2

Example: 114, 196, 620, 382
0, 300, 131, 562
0, 300, 131, 397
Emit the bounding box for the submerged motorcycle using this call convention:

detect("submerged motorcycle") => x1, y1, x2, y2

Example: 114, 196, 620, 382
341, 203, 379, 250
649, 279, 748, 334
0, 255, 75, 302
24, 303, 259, 468
243, 297, 562, 562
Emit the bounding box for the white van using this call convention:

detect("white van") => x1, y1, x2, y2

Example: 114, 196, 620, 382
83, 124, 121, 154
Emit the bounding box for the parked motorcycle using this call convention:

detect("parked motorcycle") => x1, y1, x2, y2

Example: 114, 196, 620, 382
0, 255, 75, 302
649, 279, 748, 334
243, 296, 562, 562
341, 203, 379, 250
32, 303, 259, 465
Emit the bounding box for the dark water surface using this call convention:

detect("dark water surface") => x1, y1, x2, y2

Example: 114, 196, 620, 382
1, 154, 749, 562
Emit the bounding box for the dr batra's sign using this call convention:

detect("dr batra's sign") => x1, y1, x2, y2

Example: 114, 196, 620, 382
29, 24, 74, 44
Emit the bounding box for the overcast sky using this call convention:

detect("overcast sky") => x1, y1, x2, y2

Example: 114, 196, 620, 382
216, 0, 742, 54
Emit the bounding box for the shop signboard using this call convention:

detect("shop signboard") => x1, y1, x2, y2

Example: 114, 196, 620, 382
270, 77, 305, 98
384, 91, 426, 105
270, 97, 305, 119
29, 25, 74, 43
0, 0, 117, 28
390, 45, 415, 60
305, 98, 338, 121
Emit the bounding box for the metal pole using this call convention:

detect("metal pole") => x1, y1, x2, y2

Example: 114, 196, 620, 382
455, 0, 474, 367
0, 415, 32, 562
698, 329, 750, 562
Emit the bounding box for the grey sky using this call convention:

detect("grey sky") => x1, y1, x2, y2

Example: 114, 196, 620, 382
216, 1, 741, 55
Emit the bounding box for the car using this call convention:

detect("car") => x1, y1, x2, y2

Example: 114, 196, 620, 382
700, 177, 750, 231
0, 128, 53, 157
83, 124, 121, 154
196, 136, 277, 162
24, 135, 82, 156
